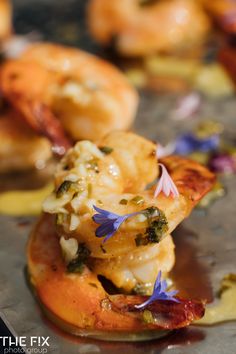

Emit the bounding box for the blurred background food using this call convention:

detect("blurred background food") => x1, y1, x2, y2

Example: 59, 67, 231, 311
87, 0, 210, 56
0, 2, 235, 351
0, 0, 235, 213
0, 0, 11, 41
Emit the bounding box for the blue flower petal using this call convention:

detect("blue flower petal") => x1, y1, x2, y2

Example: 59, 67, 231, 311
174, 133, 219, 155
135, 271, 179, 309
93, 205, 116, 219
92, 205, 141, 242
92, 214, 111, 224
95, 220, 116, 238
160, 279, 168, 293
166, 290, 179, 298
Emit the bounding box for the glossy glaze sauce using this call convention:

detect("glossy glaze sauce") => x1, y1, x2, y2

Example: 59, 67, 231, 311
171, 227, 236, 326
197, 274, 236, 325
0, 183, 53, 215
0, 165, 54, 216
170, 226, 213, 303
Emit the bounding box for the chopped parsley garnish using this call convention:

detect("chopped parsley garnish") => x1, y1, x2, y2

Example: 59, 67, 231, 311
56, 180, 78, 198
119, 199, 128, 205
135, 207, 168, 245
130, 196, 145, 205
67, 243, 91, 273
99, 146, 114, 155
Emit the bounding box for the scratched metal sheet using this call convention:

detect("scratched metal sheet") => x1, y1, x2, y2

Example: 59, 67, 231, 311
0, 0, 236, 353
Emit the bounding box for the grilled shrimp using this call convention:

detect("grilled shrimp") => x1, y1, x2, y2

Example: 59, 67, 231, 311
0, 0, 11, 41
43, 132, 215, 291
0, 110, 52, 173
0, 43, 138, 152
87, 0, 210, 56
28, 214, 205, 337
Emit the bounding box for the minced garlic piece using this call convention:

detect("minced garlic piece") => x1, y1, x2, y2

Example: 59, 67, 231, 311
43, 141, 105, 232
69, 214, 80, 231
59, 236, 78, 264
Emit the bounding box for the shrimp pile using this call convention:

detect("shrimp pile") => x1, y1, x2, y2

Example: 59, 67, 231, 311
0, 43, 138, 157
87, 0, 210, 56
0, 0, 11, 41
28, 131, 215, 335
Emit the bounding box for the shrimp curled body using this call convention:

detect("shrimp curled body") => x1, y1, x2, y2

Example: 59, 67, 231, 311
0, 43, 138, 152
27, 132, 215, 335
87, 0, 210, 56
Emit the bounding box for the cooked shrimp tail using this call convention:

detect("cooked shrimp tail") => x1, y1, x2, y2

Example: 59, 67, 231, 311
18, 100, 72, 155
0, 44, 138, 148
160, 155, 216, 208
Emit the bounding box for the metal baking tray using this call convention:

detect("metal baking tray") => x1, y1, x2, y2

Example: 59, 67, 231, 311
0, 0, 236, 353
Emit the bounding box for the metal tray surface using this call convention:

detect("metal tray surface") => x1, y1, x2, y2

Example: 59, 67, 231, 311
0, 0, 235, 353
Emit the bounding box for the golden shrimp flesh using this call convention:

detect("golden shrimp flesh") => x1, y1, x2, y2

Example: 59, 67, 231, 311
0, 109, 52, 173
27, 131, 215, 337
87, 0, 210, 56
0, 43, 138, 153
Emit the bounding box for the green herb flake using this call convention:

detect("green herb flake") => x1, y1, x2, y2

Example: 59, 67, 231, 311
99, 146, 114, 155
56, 213, 64, 225
56, 180, 78, 198
142, 310, 155, 324
67, 243, 91, 274
86, 158, 99, 173
146, 210, 168, 243
67, 259, 84, 273
135, 207, 168, 246
130, 196, 145, 205
133, 283, 151, 296
144, 206, 160, 218
135, 233, 148, 247
119, 198, 128, 205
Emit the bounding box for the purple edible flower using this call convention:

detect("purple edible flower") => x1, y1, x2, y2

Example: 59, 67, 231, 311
92, 205, 140, 243
209, 153, 236, 174
154, 163, 179, 198
174, 133, 219, 155
170, 92, 202, 121
135, 271, 179, 309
